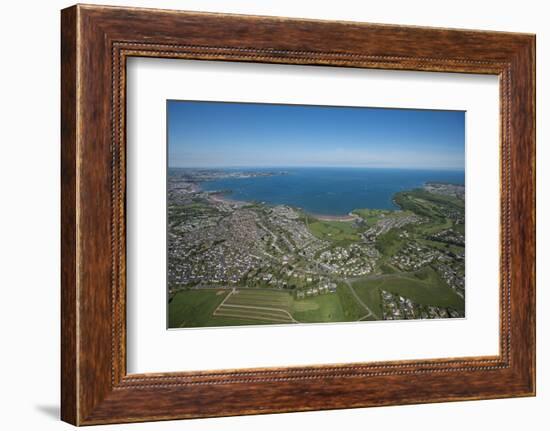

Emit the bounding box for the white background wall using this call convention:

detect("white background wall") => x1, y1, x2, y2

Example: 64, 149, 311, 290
0, 0, 546, 429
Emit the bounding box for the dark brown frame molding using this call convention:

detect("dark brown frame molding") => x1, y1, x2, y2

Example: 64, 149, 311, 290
61, 4, 536, 425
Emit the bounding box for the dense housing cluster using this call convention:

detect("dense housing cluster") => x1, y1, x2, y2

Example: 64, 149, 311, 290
167, 170, 466, 328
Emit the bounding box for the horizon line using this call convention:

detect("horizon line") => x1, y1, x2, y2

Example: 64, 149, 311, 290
168, 165, 465, 171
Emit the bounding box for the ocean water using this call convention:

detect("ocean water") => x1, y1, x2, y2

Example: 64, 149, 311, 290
194, 168, 465, 215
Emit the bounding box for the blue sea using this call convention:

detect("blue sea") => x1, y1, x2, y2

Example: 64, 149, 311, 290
193, 168, 464, 216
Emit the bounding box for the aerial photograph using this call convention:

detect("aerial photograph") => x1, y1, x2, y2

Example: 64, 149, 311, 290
167, 100, 465, 329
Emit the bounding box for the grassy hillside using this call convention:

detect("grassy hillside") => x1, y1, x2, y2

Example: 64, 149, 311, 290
307, 219, 361, 244
169, 286, 369, 328
168, 289, 229, 328
351, 266, 464, 314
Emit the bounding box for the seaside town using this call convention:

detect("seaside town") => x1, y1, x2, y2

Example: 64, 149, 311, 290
168, 169, 466, 327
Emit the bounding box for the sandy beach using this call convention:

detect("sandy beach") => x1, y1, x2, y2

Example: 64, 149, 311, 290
207, 191, 249, 206
207, 189, 360, 221
308, 213, 360, 222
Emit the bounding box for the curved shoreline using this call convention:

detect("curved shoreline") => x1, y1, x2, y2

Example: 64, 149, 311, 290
207, 191, 249, 206
308, 212, 360, 222
196, 183, 401, 222
208, 190, 362, 221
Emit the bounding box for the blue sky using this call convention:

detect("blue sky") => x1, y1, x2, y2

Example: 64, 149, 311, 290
167, 100, 465, 169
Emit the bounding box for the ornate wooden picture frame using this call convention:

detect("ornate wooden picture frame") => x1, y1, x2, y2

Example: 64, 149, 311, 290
61, 4, 535, 425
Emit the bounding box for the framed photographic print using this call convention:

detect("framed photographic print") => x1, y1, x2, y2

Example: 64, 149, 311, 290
61, 4, 536, 425
165, 101, 466, 329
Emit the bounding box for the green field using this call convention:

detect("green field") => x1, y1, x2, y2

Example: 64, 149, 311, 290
169, 286, 371, 328
168, 289, 229, 328
307, 218, 361, 244
394, 189, 463, 220
335, 284, 370, 320
371, 190, 464, 263
351, 208, 390, 226
351, 266, 464, 315
216, 289, 294, 324
375, 229, 407, 258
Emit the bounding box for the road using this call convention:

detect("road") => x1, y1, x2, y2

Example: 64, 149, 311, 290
342, 279, 380, 320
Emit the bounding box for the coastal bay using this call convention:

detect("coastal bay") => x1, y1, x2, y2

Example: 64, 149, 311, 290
194, 167, 465, 215
167, 168, 466, 328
